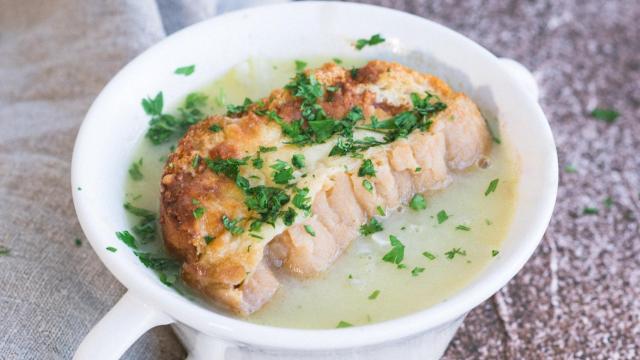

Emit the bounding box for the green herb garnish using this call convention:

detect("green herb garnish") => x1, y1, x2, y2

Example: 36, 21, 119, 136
492, 250, 499, 257
422, 251, 436, 260
445, 248, 466, 259
128, 158, 144, 181
209, 124, 222, 132
382, 235, 405, 265
590, 108, 619, 123
294, 60, 307, 72
355, 33, 385, 50
226, 97, 253, 116
144, 92, 209, 145
270, 160, 295, 185
455, 224, 471, 231
124, 202, 157, 244
437, 210, 449, 224
115, 230, 137, 249
193, 207, 205, 219
336, 321, 353, 328
411, 267, 425, 277
583, 207, 599, 215
205, 157, 247, 179
221, 215, 244, 235
106, 246, 117, 253
174, 64, 195, 76
484, 178, 499, 196
360, 218, 383, 236
204, 235, 214, 244
376, 205, 386, 216
362, 179, 374, 193
358, 159, 376, 177
332, 58, 343, 64
304, 224, 316, 237
368, 290, 380, 300
409, 193, 426, 211
564, 164, 577, 173
292, 154, 306, 169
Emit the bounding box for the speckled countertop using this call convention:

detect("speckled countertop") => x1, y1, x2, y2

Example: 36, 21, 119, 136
356, 0, 640, 358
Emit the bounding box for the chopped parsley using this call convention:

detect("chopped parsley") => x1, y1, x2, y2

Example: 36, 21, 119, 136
332, 58, 343, 64
192, 154, 200, 169
409, 193, 426, 211
244, 185, 290, 225
124, 202, 157, 244
355, 33, 385, 50
411, 267, 425, 277
445, 248, 466, 259
221, 215, 244, 235
281, 207, 297, 226
362, 179, 374, 192
590, 108, 619, 123
204, 235, 214, 244
292, 187, 312, 211
193, 206, 205, 219
304, 224, 316, 237
209, 124, 222, 132
270, 160, 295, 184
455, 224, 471, 231
415, 167, 422, 173
115, 230, 137, 249
484, 117, 501, 144
382, 235, 405, 265
106, 246, 117, 253
564, 164, 577, 173
292, 154, 306, 169
484, 178, 499, 196
376, 205, 386, 216
174, 64, 195, 76
205, 157, 247, 179
128, 158, 144, 181
368, 290, 380, 300
583, 207, 599, 215
74, 238, 82, 247
144, 92, 209, 145
226, 97, 253, 116
422, 251, 436, 260
358, 159, 376, 177
492, 250, 499, 257
604, 196, 613, 209
437, 210, 449, 224
294, 60, 307, 72
336, 321, 353, 328
359, 218, 383, 236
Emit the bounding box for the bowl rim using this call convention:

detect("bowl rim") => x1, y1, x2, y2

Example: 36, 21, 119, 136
72, 1, 558, 350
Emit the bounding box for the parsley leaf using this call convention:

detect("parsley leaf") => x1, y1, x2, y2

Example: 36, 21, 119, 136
124, 202, 157, 244
174, 64, 195, 76
336, 321, 353, 328
358, 159, 376, 177
355, 33, 386, 50
270, 160, 294, 184
209, 124, 222, 132
382, 235, 405, 265
292, 187, 311, 211
409, 193, 426, 211
294, 60, 307, 72
221, 215, 244, 235
360, 218, 383, 236
437, 210, 449, 224
206, 157, 247, 180
422, 251, 436, 260
115, 230, 137, 249
128, 158, 144, 181
362, 179, 374, 193
142, 92, 163, 116
411, 267, 425, 277
492, 250, 499, 257
106, 246, 117, 253
304, 224, 316, 236
244, 186, 290, 225
590, 108, 619, 123
292, 154, 306, 169
368, 290, 380, 300
455, 224, 471, 231
444, 248, 466, 259
583, 207, 599, 215
485, 178, 499, 196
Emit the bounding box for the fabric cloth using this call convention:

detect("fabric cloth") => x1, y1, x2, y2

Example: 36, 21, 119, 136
0, 0, 638, 359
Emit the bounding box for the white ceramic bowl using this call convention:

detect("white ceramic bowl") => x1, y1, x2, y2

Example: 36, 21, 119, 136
71, 2, 557, 359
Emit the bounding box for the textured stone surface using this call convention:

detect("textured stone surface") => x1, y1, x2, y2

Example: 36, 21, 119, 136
348, 0, 640, 358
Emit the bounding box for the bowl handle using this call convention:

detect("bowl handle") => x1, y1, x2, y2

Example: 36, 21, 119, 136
74, 291, 173, 360
498, 58, 539, 100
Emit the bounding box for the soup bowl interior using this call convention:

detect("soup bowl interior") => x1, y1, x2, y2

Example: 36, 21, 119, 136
72, 1, 557, 351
